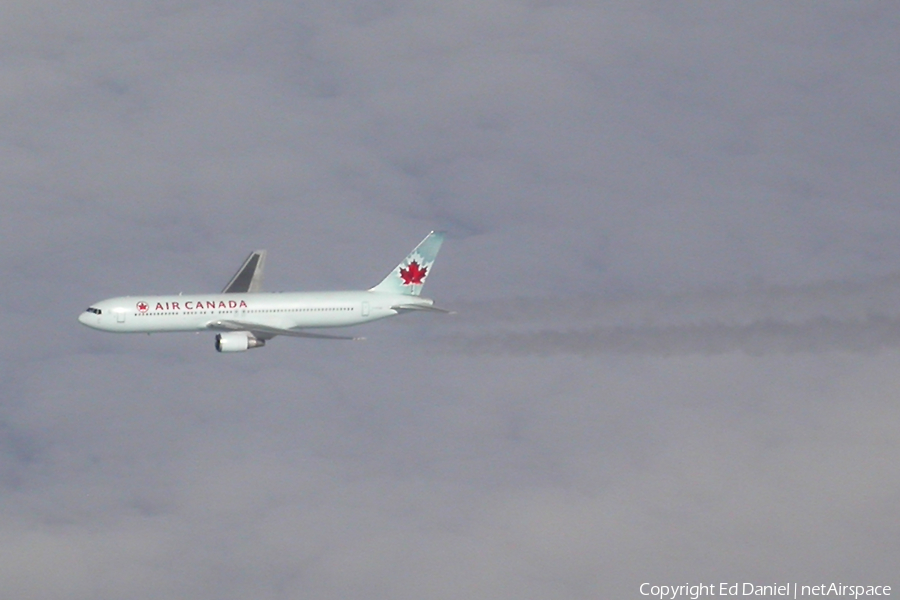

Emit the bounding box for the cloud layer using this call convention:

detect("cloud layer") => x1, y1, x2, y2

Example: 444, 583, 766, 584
1, 2, 899, 598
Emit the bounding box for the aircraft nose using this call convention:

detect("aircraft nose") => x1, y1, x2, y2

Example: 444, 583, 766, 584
78, 311, 96, 328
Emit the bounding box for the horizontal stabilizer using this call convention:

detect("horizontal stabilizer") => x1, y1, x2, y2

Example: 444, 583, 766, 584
390, 304, 455, 314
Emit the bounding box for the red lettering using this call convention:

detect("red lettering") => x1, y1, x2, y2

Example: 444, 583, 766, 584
155, 302, 164, 311
228, 300, 237, 308
218, 301, 227, 309
185, 301, 193, 310
207, 301, 216, 309
172, 302, 180, 310
239, 300, 248, 308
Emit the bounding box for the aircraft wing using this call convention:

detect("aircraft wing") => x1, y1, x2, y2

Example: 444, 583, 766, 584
221, 250, 267, 293
206, 319, 362, 340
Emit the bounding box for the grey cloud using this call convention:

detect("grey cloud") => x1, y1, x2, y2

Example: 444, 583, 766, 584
2, 1, 900, 598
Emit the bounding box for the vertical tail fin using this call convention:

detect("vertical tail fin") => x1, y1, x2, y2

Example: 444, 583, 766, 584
369, 231, 445, 296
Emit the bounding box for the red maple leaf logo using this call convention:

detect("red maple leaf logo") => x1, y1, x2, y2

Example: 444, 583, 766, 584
136, 301, 149, 312
399, 260, 427, 285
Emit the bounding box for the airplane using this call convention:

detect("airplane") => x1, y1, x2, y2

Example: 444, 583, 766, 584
79, 231, 447, 352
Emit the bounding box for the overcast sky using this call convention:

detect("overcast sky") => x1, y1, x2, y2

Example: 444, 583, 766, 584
2, 2, 899, 598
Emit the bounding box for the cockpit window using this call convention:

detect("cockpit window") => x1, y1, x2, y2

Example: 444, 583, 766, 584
85, 307, 102, 315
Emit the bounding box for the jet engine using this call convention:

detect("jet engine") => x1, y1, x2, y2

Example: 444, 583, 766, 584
215, 331, 266, 352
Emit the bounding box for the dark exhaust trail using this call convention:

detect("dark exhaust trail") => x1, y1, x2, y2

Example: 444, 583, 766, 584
431, 273, 900, 357
438, 316, 900, 357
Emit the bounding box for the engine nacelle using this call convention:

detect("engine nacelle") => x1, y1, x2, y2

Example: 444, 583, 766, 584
215, 331, 266, 352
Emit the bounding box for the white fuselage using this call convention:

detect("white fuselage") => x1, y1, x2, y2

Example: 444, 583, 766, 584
78, 291, 431, 334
